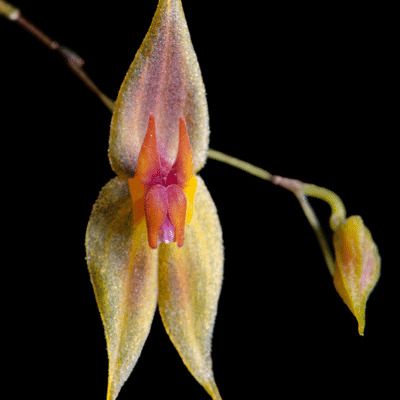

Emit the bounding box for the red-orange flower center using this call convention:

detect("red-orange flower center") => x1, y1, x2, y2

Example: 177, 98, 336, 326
128, 114, 197, 249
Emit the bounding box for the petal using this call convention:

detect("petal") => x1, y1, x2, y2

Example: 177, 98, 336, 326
85, 177, 159, 400
145, 184, 168, 249
169, 117, 195, 185
109, 0, 209, 178
128, 114, 162, 225
166, 184, 187, 247
169, 117, 198, 224
134, 113, 162, 184
158, 177, 224, 399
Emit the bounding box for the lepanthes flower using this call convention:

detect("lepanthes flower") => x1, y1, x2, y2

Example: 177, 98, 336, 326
333, 216, 380, 335
85, 1, 223, 399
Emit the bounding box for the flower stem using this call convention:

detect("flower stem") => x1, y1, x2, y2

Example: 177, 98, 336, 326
294, 193, 336, 276
1, 0, 115, 111
271, 175, 337, 276
303, 184, 346, 231
0, 0, 20, 20
207, 152, 340, 276
207, 149, 272, 181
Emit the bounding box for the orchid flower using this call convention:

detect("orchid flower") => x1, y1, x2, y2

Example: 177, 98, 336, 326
0, 1, 384, 398
85, 1, 223, 399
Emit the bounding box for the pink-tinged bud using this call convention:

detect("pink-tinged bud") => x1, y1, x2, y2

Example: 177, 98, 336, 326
333, 216, 380, 335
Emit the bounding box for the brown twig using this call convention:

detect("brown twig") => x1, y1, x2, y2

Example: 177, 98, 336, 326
1, 1, 115, 111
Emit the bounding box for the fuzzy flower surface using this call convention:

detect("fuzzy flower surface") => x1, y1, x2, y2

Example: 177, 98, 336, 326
333, 215, 380, 335
85, 1, 223, 399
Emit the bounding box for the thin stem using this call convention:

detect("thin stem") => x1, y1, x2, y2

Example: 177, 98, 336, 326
0, 0, 20, 20
303, 184, 346, 231
208, 149, 273, 181
60, 48, 115, 112
295, 193, 336, 276
16, 15, 58, 49
271, 175, 337, 276
1, 1, 115, 111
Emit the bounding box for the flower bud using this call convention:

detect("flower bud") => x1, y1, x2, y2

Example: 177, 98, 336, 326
333, 216, 380, 335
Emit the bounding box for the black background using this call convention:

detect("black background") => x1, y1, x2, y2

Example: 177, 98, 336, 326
1, 1, 396, 399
